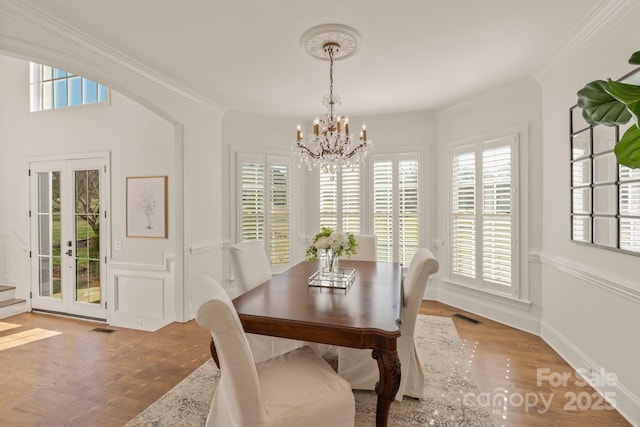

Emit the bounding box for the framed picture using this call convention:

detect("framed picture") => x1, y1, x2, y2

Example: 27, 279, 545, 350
126, 176, 168, 238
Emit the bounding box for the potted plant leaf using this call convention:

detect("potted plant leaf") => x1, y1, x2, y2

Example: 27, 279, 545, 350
576, 51, 640, 168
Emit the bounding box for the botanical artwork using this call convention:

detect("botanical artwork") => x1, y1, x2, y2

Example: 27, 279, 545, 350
126, 176, 167, 238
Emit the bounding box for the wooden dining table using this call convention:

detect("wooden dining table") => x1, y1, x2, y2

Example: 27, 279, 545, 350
232, 259, 403, 427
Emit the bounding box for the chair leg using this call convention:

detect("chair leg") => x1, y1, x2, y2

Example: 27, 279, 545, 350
210, 338, 221, 368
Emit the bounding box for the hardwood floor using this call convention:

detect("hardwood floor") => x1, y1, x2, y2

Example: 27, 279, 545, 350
0, 303, 631, 426
421, 301, 631, 427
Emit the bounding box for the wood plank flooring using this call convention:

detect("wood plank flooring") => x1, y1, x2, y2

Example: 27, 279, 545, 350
0, 302, 632, 426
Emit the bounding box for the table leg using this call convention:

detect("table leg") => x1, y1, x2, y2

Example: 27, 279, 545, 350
372, 348, 401, 427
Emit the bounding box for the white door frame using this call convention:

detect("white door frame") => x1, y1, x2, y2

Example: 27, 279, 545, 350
29, 152, 110, 321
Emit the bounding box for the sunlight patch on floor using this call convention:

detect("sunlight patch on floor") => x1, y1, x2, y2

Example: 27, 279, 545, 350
0, 328, 61, 351
0, 321, 21, 332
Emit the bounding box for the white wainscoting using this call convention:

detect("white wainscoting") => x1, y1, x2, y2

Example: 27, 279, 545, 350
538, 252, 640, 426
109, 253, 175, 332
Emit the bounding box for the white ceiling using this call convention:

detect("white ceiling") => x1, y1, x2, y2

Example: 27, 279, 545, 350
21, 0, 601, 120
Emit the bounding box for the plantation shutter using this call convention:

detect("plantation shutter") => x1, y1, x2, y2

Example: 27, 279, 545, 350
319, 171, 338, 230
268, 161, 290, 265
238, 153, 291, 266
318, 165, 361, 233
482, 145, 512, 286
240, 160, 265, 242
451, 151, 476, 279
372, 154, 421, 264
450, 134, 517, 294
373, 160, 394, 262
342, 166, 361, 234
398, 159, 419, 266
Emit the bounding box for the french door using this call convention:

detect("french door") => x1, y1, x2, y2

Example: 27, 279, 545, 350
30, 157, 108, 320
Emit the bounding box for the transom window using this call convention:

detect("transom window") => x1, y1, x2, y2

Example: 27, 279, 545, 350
30, 63, 108, 112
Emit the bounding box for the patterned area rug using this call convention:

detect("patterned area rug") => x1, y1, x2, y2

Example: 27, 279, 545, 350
126, 315, 494, 427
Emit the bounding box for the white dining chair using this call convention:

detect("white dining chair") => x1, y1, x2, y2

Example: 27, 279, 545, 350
337, 248, 439, 400
347, 234, 377, 261
194, 275, 356, 427
229, 240, 303, 363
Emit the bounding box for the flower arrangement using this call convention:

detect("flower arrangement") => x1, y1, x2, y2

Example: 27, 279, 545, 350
305, 227, 359, 262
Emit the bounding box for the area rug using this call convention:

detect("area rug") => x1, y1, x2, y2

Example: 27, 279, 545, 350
126, 315, 494, 427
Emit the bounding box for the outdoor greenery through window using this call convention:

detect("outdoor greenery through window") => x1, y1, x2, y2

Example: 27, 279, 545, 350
450, 134, 517, 294
237, 153, 291, 266
30, 62, 107, 111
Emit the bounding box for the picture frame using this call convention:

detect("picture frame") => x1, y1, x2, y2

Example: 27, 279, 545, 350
126, 176, 168, 238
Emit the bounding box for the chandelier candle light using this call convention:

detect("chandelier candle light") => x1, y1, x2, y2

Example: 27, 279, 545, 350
294, 25, 371, 173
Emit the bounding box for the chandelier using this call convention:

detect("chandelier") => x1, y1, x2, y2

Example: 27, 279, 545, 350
294, 25, 371, 173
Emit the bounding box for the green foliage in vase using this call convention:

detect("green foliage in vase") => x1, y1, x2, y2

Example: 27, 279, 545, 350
305, 227, 359, 260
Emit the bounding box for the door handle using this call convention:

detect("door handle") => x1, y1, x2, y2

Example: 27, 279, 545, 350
66, 249, 73, 256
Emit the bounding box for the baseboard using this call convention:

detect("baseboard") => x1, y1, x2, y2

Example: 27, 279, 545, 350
541, 320, 640, 426
430, 283, 540, 335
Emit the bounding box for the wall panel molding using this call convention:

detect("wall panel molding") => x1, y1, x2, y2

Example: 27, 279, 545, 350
108, 253, 176, 331
538, 252, 640, 304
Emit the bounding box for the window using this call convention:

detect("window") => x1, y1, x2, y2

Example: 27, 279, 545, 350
450, 134, 518, 294
237, 153, 291, 266
570, 106, 640, 254
30, 63, 108, 112
372, 154, 421, 266
319, 165, 361, 234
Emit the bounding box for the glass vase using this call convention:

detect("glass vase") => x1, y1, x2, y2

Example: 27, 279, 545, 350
324, 248, 338, 272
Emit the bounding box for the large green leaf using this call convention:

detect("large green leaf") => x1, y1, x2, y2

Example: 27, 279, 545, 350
577, 80, 631, 126
606, 79, 640, 126
629, 51, 640, 65
615, 125, 640, 169
605, 79, 640, 104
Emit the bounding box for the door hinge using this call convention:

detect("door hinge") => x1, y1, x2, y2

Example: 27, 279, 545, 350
104, 210, 107, 219
28, 210, 31, 218
28, 169, 31, 177
30, 291, 33, 299
105, 301, 108, 309
104, 256, 107, 264
104, 165, 106, 173
29, 251, 32, 258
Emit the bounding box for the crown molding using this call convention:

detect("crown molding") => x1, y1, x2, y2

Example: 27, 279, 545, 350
0, 0, 225, 114
531, 0, 638, 84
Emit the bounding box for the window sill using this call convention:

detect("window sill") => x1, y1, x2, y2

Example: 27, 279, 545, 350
441, 278, 532, 310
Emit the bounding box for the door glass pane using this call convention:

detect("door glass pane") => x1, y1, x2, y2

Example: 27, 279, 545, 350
37, 171, 62, 300
74, 169, 101, 304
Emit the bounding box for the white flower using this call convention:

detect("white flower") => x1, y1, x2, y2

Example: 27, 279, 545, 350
328, 232, 347, 252
314, 236, 330, 250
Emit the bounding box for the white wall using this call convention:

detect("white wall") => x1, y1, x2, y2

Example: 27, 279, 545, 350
0, 55, 179, 330
433, 76, 543, 333
0, 2, 227, 329
539, 7, 640, 423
